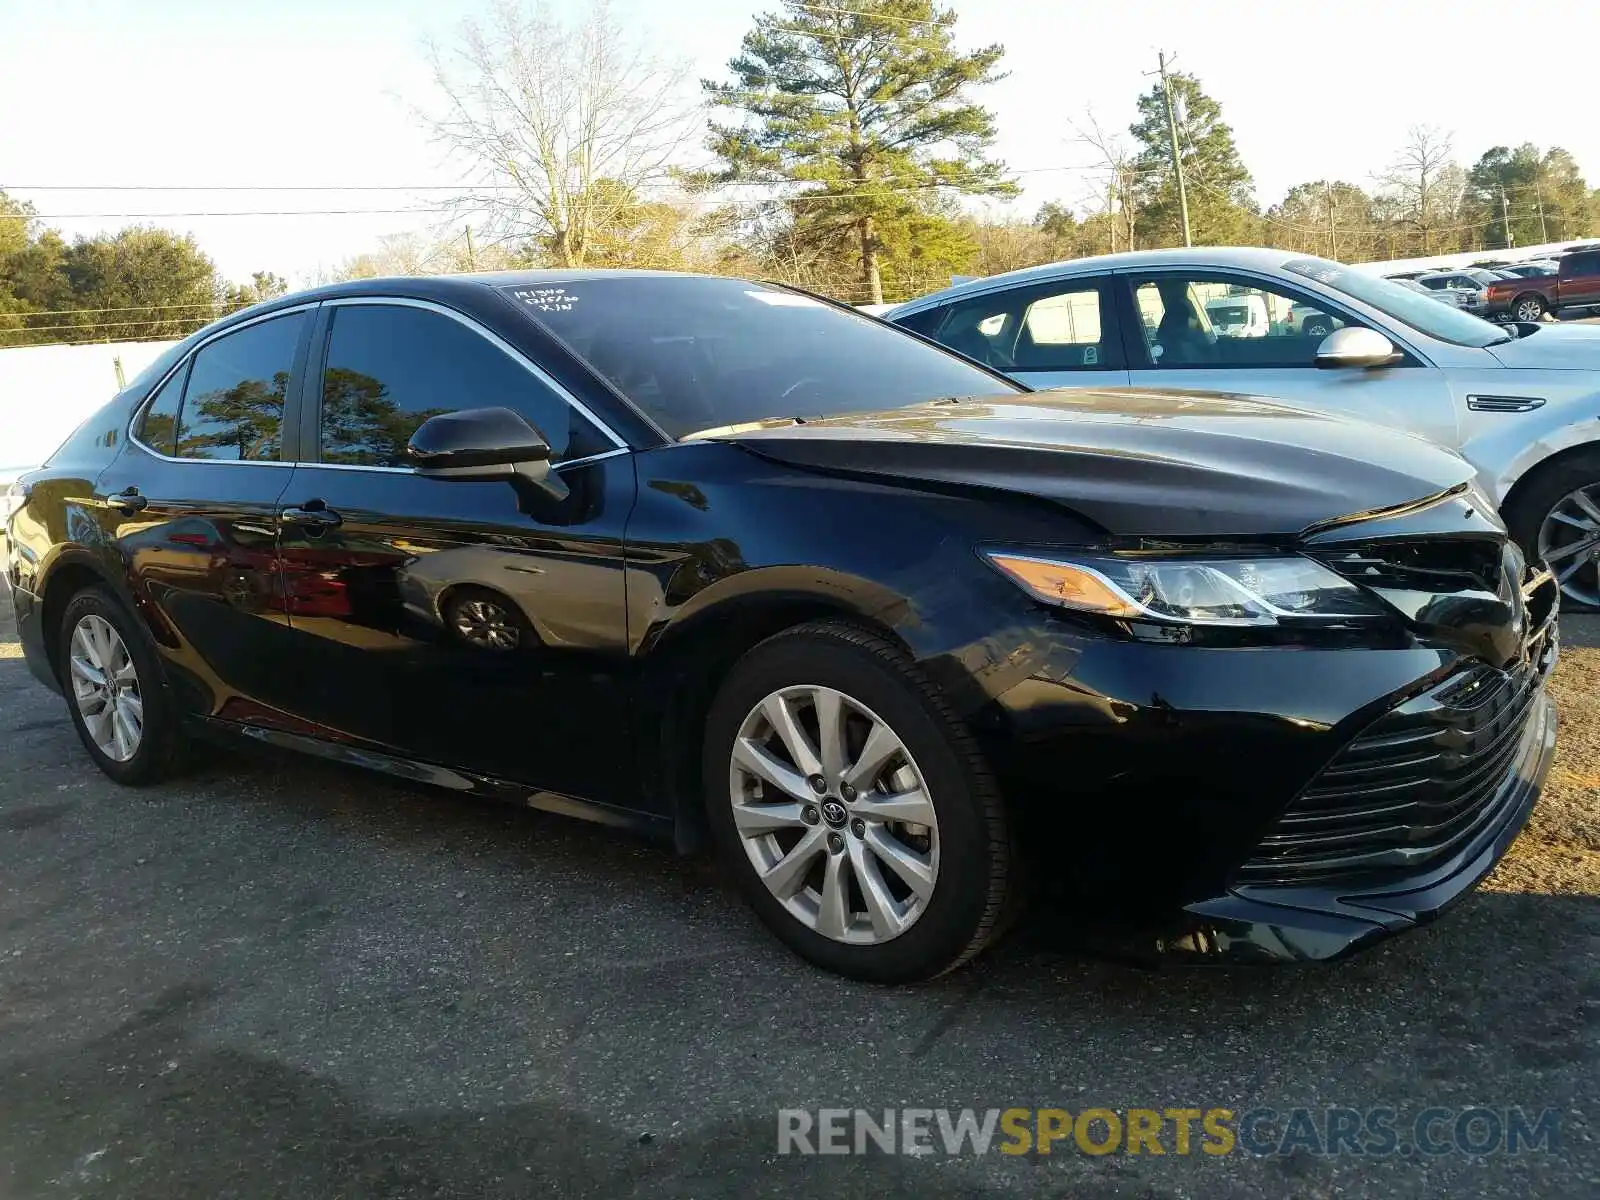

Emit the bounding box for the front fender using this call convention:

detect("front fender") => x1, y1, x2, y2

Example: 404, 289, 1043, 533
1475, 397, 1600, 501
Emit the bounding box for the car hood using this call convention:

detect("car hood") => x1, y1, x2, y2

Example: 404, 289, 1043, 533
714, 388, 1475, 538
1486, 322, 1600, 370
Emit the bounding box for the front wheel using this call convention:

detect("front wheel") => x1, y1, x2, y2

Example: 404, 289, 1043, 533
703, 621, 1016, 982
1505, 450, 1600, 611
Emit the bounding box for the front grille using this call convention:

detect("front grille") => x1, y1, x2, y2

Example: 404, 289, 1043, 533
1236, 660, 1544, 885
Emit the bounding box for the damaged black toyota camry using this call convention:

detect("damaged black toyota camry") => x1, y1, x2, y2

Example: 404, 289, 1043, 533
5, 271, 1559, 982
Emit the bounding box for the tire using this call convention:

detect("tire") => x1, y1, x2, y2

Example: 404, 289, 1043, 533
441, 585, 532, 652
57, 586, 188, 785
1302, 318, 1333, 339
1513, 294, 1547, 322
703, 620, 1016, 983
1504, 449, 1600, 612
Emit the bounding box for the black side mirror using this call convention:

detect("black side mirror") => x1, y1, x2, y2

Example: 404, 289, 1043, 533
405, 407, 552, 481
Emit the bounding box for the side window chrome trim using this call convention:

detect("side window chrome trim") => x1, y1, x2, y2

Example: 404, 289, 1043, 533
321, 296, 628, 453
126, 302, 321, 466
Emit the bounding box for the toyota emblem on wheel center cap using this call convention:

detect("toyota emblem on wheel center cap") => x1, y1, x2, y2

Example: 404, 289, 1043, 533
820, 799, 848, 828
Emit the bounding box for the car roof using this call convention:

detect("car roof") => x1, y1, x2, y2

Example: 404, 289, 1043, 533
885, 246, 1303, 315
152, 268, 768, 361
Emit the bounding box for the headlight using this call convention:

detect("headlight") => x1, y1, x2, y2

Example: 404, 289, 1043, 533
983, 551, 1390, 626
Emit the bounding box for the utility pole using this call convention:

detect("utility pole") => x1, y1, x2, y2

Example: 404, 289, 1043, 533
464, 225, 477, 271
1326, 181, 1338, 260
1534, 181, 1549, 243
1155, 52, 1192, 247
1500, 187, 1514, 250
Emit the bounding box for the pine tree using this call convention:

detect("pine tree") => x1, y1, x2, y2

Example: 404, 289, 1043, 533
1128, 73, 1255, 247
704, 0, 1013, 304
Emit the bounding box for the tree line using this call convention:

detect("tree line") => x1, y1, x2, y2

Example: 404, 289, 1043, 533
0, 190, 286, 347
5, 0, 1599, 346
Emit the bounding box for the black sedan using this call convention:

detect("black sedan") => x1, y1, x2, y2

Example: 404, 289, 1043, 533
4, 271, 1559, 981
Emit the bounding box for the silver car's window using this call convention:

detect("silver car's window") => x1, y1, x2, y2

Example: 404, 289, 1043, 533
1282, 258, 1510, 348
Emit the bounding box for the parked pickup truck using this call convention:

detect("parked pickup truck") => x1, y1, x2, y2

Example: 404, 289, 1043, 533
1484, 246, 1600, 321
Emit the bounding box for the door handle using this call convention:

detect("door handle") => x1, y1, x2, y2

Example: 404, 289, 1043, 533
110, 487, 148, 515
279, 501, 342, 529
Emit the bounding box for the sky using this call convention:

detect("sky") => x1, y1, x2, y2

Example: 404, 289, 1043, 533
3, 0, 1598, 285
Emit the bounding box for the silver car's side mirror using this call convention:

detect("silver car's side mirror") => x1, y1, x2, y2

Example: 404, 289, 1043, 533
1315, 327, 1398, 369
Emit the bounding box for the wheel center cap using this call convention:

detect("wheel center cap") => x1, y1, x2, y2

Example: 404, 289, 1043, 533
819, 799, 849, 828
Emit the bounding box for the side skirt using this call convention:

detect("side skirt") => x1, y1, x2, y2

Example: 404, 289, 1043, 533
193, 716, 674, 839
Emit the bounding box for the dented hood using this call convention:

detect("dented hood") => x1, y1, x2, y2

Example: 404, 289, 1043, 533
712, 388, 1475, 538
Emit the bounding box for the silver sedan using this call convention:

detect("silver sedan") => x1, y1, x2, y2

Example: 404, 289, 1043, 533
886, 247, 1600, 607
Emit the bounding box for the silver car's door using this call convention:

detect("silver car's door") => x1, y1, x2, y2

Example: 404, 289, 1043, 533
899, 276, 1131, 391
1116, 269, 1462, 449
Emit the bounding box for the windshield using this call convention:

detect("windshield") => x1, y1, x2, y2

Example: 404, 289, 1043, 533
502, 277, 1021, 438
1282, 257, 1511, 348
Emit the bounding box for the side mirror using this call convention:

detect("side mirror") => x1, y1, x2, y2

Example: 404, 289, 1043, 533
405, 407, 552, 482
1315, 327, 1398, 370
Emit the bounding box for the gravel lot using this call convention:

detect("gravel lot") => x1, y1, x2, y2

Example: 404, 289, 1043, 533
1, 579, 1595, 1199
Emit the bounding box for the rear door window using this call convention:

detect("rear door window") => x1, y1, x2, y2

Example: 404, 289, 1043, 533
175, 313, 305, 461
924, 280, 1122, 372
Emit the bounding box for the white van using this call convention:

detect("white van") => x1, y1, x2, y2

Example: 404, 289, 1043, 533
1203, 294, 1270, 338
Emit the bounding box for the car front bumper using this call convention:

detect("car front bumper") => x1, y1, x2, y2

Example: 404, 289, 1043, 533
1167, 686, 1556, 962
974, 576, 1559, 965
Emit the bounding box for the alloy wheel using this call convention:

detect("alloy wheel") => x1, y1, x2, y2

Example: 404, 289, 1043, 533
69, 614, 144, 762
728, 685, 940, 945
1515, 297, 1544, 322
1538, 483, 1600, 607
452, 598, 521, 650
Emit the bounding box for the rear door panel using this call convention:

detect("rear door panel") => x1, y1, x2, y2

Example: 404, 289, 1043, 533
95, 309, 312, 720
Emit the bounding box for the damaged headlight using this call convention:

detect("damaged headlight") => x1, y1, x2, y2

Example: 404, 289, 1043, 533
983, 551, 1390, 626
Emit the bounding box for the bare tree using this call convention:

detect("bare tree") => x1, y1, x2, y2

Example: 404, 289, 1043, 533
419, 0, 701, 267
1069, 110, 1138, 252
1374, 125, 1457, 255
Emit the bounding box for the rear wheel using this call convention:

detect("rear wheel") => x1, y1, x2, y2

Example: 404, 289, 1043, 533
58, 586, 188, 784
1513, 294, 1547, 322
1505, 450, 1600, 610
704, 621, 1016, 982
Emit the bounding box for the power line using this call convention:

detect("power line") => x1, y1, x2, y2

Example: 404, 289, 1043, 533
1, 300, 228, 318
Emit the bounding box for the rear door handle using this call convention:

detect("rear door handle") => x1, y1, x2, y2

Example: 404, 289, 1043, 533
110, 487, 148, 515
279, 501, 342, 529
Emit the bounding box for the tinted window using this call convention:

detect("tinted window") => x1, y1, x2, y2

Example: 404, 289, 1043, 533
317, 304, 610, 468
1282, 257, 1510, 347
1130, 273, 1363, 369
1561, 252, 1600, 278
921, 281, 1121, 373
177, 314, 303, 460
135, 368, 185, 456
501, 278, 1020, 439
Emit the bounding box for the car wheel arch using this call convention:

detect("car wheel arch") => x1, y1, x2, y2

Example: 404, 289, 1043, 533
36, 553, 138, 685
1500, 439, 1600, 539
639, 594, 914, 856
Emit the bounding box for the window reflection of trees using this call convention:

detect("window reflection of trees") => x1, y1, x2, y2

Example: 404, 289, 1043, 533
177, 371, 288, 460
320, 367, 450, 467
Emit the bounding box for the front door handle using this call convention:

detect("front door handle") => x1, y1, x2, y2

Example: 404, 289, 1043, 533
110, 487, 148, 515
279, 501, 342, 529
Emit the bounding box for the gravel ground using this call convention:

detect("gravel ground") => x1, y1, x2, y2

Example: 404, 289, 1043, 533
0, 581, 1595, 1199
